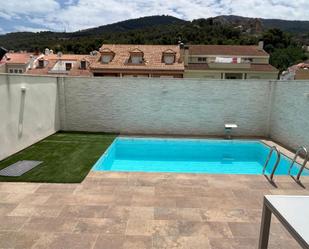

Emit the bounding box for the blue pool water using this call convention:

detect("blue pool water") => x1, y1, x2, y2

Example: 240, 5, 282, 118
92, 138, 309, 175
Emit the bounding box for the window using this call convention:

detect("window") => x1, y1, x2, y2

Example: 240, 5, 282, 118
80, 60, 86, 69
131, 55, 143, 64
198, 57, 207, 62
18, 69, 23, 73
38, 60, 44, 68
100, 48, 115, 64
163, 55, 175, 64
243, 58, 253, 63
101, 55, 112, 64
9, 69, 13, 73
129, 48, 144, 64
14, 69, 18, 73
162, 49, 176, 64
225, 73, 243, 79
65, 63, 72, 71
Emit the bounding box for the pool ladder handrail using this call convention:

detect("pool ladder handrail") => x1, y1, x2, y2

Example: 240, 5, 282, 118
263, 146, 281, 181
288, 146, 309, 182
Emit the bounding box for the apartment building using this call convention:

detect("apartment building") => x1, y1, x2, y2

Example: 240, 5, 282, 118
90, 44, 184, 78
1, 43, 280, 80
183, 42, 278, 79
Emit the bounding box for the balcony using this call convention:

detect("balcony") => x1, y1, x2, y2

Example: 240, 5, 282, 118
208, 61, 251, 69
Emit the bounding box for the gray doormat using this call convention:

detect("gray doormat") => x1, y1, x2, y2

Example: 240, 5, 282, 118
0, 160, 42, 177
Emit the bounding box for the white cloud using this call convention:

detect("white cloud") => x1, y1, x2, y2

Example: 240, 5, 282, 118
1, 0, 309, 32
0, 0, 60, 17
13, 26, 49, 33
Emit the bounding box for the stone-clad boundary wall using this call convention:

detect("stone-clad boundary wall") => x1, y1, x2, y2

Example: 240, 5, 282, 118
1, 74, 308, 160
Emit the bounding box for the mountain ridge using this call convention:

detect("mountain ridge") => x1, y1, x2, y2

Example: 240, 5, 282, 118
0, 14, 308, 53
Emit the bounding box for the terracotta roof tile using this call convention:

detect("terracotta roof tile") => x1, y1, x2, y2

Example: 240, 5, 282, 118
188, 45, 269, 56
3, 53, 33, 64
27, 53, 94, 76
91, 44, 184, 71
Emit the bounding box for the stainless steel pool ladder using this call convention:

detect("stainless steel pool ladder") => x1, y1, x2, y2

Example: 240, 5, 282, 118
262, 146, 281, 181
288, 146, 309, 182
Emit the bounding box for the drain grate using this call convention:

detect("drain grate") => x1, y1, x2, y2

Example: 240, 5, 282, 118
0, 160, 42, 177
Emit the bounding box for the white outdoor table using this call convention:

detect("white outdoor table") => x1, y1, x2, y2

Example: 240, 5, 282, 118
259, 195, 309, 249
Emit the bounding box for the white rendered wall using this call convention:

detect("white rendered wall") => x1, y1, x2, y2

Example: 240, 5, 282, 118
0, 74, 60, 160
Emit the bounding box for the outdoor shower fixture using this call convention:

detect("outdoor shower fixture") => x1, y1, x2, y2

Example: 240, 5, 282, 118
18, 86, 27, 137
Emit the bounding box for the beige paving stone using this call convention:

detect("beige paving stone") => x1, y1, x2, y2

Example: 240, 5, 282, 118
0, 172, 308, 248
19, 193, 52, 206
31, 233, 56, 249
228, 222, 260, 238
178, 221, 233, 238
45, 233, 97, 249
59, 205, 107, 218
129, 207, 154, 220
126, 219, 151, 236
0, 203, 18, 216
73, 218, 126, 235
154, 207, 179, 220
199, 196, 238, 209
123, 235, 152, 249
175, 197, 203, 208
21, 217, 77, 233
0, 183, 40, 193
74, 184, 115, 195
131, 195, 177, 208
200, 208, 251, 223
30, 205, 63, 218
153, 235, 211, 249
154, 207, 203, 221
209, 237, 258, 249
126, 219, 179, 237
93, 234, 125, 249
104, 205, 131, 220
0, 216, 29, 231
1, 193, 30, 203
8, 206, 36, 217
0, 231, 41, 249
35, 184, 77, 194
149, 220, 179, 237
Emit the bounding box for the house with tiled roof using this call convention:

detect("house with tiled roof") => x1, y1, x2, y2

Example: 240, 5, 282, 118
90, 44, 184, 78
0, 52, 37, 74
27, 51, 94, 77
281, 61, 309, 80
183, 42, 279, 79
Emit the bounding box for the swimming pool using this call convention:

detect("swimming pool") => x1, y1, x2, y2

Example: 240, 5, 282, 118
92, 138, 309, 175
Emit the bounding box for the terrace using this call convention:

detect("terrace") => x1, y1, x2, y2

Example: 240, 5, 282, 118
0, 73, 309, 248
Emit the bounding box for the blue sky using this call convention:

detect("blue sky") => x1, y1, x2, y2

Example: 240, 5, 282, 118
0, 0, 309, 34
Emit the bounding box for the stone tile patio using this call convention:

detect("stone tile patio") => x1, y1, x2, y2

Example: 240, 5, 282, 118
0, 172, 309, 249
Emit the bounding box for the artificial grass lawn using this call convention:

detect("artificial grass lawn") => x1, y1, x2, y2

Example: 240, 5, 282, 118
0, 132, 117, 183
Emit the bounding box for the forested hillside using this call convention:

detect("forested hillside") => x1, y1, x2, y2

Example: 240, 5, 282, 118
0, 15, 308, 71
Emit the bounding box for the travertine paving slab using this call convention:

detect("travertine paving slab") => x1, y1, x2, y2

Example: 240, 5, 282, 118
0, 172, 307, 248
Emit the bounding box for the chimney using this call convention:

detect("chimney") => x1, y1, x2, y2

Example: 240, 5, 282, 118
258, 41, 264, 51
184, 45, 189, 67
179, 42, 185, 62
29, 55, 36, 69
